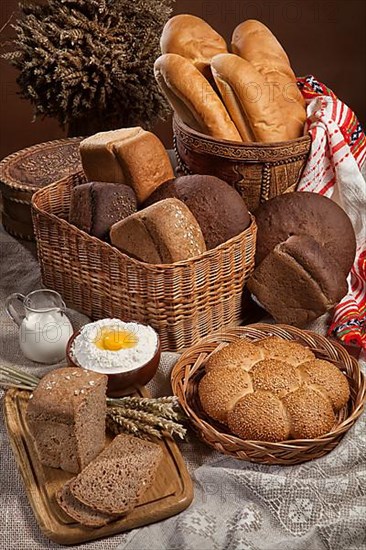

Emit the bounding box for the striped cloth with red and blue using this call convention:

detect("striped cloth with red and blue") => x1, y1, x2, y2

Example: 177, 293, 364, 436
297, 76, 366, 349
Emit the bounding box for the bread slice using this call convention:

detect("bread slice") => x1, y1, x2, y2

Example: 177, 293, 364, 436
56, 479, 116, 528
69, 434, 163, 515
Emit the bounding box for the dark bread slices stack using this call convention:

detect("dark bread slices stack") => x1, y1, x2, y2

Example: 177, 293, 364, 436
248, 192, 356, 327
56, 433, 163, 528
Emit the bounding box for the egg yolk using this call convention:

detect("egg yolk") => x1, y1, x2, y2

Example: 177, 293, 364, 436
94, 329, 138, 351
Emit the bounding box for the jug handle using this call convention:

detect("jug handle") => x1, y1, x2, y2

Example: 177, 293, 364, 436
5, 293, 26, 326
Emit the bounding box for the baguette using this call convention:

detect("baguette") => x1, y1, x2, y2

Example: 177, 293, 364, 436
160, 14, 227, 82
211, 53, 289, 142
231, 20, 306, 139
154, 53, 242, 142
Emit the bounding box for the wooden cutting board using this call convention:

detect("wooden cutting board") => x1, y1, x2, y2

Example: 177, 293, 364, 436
3, 386, 193, 545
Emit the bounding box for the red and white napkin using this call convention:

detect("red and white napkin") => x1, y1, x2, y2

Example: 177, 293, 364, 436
297, 76, 366, 349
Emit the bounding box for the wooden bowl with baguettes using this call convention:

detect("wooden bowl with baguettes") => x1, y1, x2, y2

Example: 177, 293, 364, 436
171, 323, 365, 466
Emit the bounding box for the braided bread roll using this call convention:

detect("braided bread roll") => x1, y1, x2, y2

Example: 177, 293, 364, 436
198, 337, 350, 442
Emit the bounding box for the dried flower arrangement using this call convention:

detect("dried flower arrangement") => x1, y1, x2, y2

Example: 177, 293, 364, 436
0, 364, 186, 440
2, 0, 173, 134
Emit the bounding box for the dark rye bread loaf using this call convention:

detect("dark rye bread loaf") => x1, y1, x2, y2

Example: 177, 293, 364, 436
254, 192, 356, 275
26, 367, 107, 474
56, 479, 116, 528
248, 235, 348, 326
69, 181, 137, 240
69, 434, 163, 515
143, 175, 251, 249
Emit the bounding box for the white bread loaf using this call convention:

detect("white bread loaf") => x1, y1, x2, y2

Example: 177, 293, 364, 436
160, 14, 227, 78
154, 53, 242, 142
211, 53, 290, 142
231, 20, 306, 139
80, 128, 174, 203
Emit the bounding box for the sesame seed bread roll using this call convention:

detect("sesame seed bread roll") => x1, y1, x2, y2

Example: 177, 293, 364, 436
80, 127, 174, 204
298, 359, 350, 411
160, 14, 227, 78
198, 366, 253, 424
211, 53, 289, 142
283, 386, 335, 439
254, 337, 315, 366
250, 359, 302, 398
228, 391, 291, 442
231, 20, 306, 139
205, 339, 264, 373
154, 53, 242, 142
110, 198, 206, 264
198, 335, 350, 442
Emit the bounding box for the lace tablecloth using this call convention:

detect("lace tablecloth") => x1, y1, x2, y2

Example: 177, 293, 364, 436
1, 225, 365, 550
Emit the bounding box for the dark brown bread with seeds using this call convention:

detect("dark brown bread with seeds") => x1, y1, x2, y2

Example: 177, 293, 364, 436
143, 175, 251, 249
26, 367, 107, 473
69, 181, 137, 240
70, 434, 163, 515
56, 479, 116, 528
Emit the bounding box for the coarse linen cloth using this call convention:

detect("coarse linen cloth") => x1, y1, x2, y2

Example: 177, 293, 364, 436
297, 76, 366, 350
0, 226, 365, 550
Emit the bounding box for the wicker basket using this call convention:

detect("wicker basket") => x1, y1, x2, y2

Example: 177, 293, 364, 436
173, 116, 311, 212
31, 172, 257, 352
0, 138, 82, 240
171, 323, 365, 465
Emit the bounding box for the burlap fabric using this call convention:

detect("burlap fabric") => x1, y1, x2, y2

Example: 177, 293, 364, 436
1, 225, 365, 550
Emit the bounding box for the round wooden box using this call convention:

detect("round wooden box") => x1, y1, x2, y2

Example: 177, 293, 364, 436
0, 137, 82, 240
173, 116, 312, 212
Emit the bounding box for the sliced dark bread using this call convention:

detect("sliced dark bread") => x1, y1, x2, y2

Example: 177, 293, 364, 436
56, 479, 116, 528
69, 434, 163, 515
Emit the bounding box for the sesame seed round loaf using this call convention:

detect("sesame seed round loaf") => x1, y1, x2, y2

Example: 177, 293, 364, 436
283, 386, 335, 439
298, 359, 350, 411
205, 338, 264, 373
228, 391, 291, 442
250, 359, 301, 397
198, 336, 350, 442
198, 366, 252, 424
254, 336, 315, 366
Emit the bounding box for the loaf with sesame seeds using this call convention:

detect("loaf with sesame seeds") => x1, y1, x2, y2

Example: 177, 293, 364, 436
110, 198, 206, 263
26, 367, 107, 473
199, 336, 349, 441
69, 181, 137, 241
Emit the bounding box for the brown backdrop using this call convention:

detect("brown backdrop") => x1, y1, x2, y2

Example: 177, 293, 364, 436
1, 0, 365, 159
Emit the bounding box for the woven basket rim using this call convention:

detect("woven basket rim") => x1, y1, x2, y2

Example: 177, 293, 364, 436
173, 115, 312, 149
31, 173, 257, 272
0, 137, 83, 193
171, 323, 365, 462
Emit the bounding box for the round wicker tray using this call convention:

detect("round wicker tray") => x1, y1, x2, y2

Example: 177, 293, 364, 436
171, 324, 365, 465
